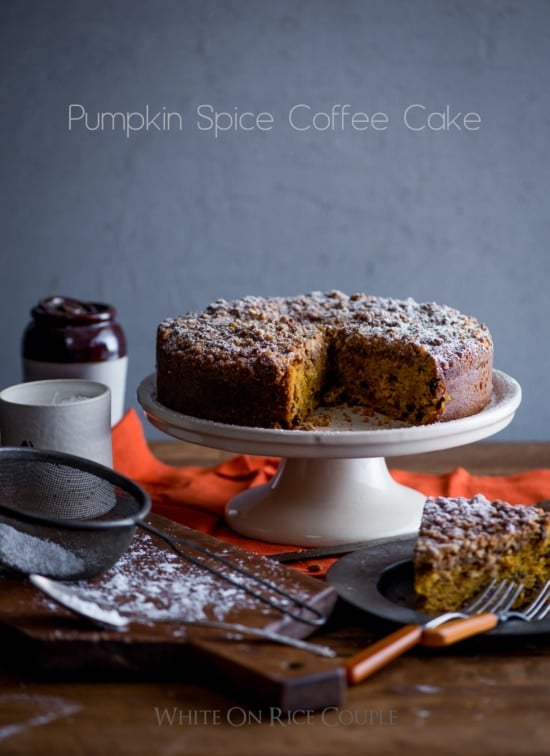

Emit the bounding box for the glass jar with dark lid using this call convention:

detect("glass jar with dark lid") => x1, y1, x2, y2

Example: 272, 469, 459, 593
22, 296, 128, 425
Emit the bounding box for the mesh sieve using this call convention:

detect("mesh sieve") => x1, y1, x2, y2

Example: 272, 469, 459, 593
0, 446, 151, 579
0, 447, 326, 626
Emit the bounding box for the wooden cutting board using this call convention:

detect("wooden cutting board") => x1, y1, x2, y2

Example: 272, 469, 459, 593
0, 514, 345, 712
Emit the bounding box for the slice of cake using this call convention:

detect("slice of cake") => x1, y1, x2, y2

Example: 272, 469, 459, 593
156, 296, 329, 428
413, 495, 550, 613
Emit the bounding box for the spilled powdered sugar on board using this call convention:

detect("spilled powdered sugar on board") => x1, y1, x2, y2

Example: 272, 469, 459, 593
56, 530, 311, 625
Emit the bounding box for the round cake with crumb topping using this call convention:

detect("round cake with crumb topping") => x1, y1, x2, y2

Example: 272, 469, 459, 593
156, 291, 493, 429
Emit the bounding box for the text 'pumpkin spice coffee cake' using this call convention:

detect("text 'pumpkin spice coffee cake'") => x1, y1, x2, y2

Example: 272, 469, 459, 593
156, 291, 493, 429
414, 495, 550, 613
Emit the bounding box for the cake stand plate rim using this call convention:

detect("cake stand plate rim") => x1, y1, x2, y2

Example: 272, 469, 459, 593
137, 370, 521, 459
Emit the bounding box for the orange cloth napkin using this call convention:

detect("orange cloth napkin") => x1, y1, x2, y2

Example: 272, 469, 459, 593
113, 410, 550, 575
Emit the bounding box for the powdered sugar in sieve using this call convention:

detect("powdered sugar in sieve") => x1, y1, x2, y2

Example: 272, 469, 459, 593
0, 524, 85, 577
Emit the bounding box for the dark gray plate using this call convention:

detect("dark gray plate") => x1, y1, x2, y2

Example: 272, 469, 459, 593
327, 537, 550, 637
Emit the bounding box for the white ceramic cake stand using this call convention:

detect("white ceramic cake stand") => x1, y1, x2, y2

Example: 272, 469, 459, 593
137, 371, 521, 546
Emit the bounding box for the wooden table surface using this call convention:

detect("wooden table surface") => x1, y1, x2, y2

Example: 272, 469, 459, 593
1, 440, 550, 756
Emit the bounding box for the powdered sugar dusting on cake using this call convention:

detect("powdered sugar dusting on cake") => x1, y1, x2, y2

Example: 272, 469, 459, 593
415, 495, 550, 566
157, 290, 494, 428
158, 294, 317, 373
158, 290, 492, 368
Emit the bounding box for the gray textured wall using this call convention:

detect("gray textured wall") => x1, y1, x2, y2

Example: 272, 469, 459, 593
1, 0, 549, 441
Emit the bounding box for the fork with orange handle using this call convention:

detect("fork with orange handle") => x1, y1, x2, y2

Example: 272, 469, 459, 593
345, 579, 550, 685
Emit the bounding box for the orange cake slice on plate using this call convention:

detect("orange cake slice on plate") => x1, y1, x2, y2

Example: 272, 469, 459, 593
413, 494, 550, 613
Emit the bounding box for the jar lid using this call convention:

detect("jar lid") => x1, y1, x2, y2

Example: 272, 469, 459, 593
31, 296, 116, 326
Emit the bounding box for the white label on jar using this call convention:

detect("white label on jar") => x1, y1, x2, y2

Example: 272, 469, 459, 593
23, 356, 128, 426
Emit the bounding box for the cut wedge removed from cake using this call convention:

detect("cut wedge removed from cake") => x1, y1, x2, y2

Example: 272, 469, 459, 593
156, 291, 493, 429
413, 494, 550, 613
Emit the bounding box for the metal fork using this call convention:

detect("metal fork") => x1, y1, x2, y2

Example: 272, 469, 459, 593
423, 579, 550, 647
345, 578, 524, 685
505, 580, 550, 621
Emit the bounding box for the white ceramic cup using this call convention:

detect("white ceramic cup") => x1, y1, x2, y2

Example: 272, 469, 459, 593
0, 379, 113, 467
23, 357, 127, 426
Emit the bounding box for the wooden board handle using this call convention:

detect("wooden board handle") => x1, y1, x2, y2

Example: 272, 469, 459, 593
344, 624, 423, 685
421, 613, 499, 647
190, 635, 346, 711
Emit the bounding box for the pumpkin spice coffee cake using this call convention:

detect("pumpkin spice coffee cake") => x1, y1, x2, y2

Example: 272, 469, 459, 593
413, 495, 550, 613
156, 290, 493, 429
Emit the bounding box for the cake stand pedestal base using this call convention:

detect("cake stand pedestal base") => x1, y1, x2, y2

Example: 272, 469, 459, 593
225, 456, 425, 546
138, 370, 521, 547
